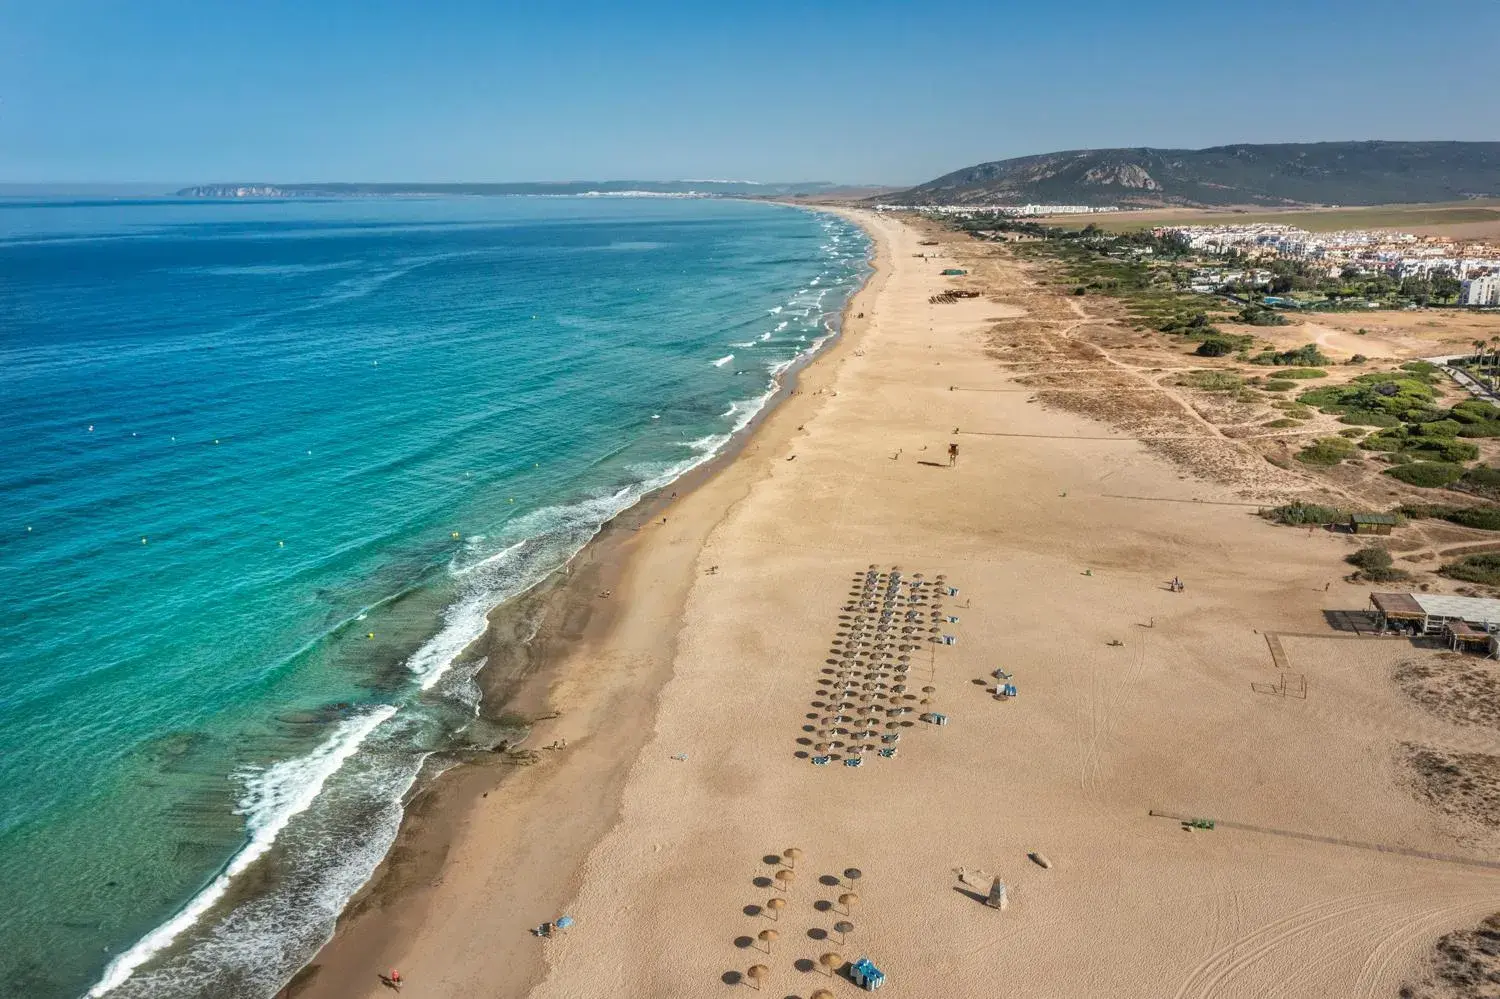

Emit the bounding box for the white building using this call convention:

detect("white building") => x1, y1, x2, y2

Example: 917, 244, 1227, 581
1461, 275, 1500, 306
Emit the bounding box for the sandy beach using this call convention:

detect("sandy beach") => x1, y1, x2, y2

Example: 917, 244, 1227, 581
291, 208, 1500, 999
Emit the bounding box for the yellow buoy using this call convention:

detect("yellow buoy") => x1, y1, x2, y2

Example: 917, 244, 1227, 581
451, 531, 461, 539
278, 540, 285, 547
366, 632, 374, 639
141, 537, 148, 544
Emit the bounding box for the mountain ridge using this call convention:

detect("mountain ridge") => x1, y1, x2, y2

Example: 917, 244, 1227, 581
885, 141, 1500, 208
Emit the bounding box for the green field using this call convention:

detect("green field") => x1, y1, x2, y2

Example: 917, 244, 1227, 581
1052, 202, 1500, 234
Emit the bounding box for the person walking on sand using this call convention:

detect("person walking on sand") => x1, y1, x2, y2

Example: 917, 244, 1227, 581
948, 442, 959, 467
388, 969, 403, 991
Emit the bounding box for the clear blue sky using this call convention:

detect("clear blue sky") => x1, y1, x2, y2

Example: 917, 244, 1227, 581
2, 0, 1496, 186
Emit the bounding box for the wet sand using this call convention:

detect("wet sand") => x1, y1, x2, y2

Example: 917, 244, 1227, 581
291, 209, 1500, 999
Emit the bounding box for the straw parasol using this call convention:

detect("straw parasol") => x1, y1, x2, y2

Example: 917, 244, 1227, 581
746, 964, 769, 990
782, 847, 803, 870
834, 920, 854, 943
819, 953, 843, 977
843, 867, 863, 886
811, 991, 835, 999
765, 897, 786, 920
837, 892, 859, 914
758, 928, 778, 953
774, 869, 795, 891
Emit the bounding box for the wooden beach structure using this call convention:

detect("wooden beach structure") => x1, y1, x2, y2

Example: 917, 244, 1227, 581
1348, 512, 1398, 536
1369, 591, 1500, 646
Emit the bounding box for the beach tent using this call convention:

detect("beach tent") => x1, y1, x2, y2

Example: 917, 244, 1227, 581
850, 957, 886, 990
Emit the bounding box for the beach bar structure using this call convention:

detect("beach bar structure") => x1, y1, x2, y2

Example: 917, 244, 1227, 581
1349, 512, 1398, 536
1369, 591, 1500, 637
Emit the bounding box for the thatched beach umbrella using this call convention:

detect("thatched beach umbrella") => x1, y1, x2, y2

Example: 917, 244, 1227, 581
782, 847, 803, 870
765, 896, 786, 920
834, 920, 854, 943
922, 685, 936, 694
837, 892, 859, 914
819, 953, 843, 977
746, 964, 769, 990
844, 868, 863, 886
758, 928, 779, 953
774, 869, 795, 891
811, 991, 835, 999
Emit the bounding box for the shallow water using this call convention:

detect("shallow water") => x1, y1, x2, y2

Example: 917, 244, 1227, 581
0, 195, 869, 997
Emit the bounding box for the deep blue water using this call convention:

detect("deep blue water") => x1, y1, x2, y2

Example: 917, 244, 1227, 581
0, 196, 868, 998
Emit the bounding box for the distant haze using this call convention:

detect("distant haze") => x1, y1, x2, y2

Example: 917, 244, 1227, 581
0, 0, 1496, 184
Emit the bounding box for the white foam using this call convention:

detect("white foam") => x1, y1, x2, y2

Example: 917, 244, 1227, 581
712, 354, 734, 367
87, 706, 397, 997
768, 306, 782, 314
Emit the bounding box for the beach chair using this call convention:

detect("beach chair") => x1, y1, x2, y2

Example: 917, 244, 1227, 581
942, 635, 956, 646
878, 747, 897, 758
843, 756, 864, 768
811, 755, 831, 766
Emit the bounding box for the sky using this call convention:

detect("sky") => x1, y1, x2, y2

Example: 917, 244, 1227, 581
1, 0, 1497, 187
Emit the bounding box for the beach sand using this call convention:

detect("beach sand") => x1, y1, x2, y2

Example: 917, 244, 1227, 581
291, 209, 1500, 999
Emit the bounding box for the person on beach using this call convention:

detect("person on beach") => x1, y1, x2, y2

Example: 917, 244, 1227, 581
948, 442, 959, 467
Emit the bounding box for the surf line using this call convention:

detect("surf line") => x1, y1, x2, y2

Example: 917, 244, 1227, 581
88, 706, 398, 997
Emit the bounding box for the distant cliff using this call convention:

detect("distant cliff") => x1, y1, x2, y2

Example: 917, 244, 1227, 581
884, 141, 1500, 207
175, 180, 842, 198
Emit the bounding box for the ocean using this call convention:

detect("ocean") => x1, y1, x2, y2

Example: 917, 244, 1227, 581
0, 195, 870, 998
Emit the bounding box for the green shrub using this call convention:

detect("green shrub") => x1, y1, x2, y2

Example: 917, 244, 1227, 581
1175, 370, 1243, 392
1297, 437, 1356, 466
1194, 337, 1235, 357
1456, 465, 1500, 499
1252, 344, 1331, 367
1344, 545, 1407, 581
1400, 360, 1441, 379
1263, 380, 1296, 392
1339, 428, 1365, 438
1385, 462, 1464, 487
1457, 421, 1500, 438
1417, 419, 1462, 438
1338, 410, 1403, 427
1404, 437, 1479, 463
1278, 368, 1328, 379
1264, 418, 1301, 428
1236, 305, 1290, 326
1263, 502, 1346, 525
1401, 503, 1500, 530
1445, 507, 1500, 531
1440, 553, 1500, 586
1449, 400, 1500, 423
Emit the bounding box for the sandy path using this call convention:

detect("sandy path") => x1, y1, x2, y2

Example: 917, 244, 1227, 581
518, 212, 1499, 998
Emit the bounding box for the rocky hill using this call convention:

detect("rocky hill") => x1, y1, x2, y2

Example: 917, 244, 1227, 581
887, 141, 1500, 207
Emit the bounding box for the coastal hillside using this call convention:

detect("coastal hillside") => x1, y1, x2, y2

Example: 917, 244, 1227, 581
887, 141, 1500, 207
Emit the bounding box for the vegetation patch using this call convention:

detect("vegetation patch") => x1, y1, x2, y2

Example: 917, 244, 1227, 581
1173, 370, 1242, 392
1398, 910, 1500, 999
1251, 343, 1330, 367
1402, 504, 1500, 532
1296, 436, 1356, 466
1399, 742, 1500, 833
1277, 368, 1328, 379
1263, 418, 1301, 428
1395, 654, 1500, 731
1386, 462, 1465, 488
1441, 552, 1500, 585
1346, 545, 1409, 582
1262, 379, 1296, 392
1261, 501, 1347, 526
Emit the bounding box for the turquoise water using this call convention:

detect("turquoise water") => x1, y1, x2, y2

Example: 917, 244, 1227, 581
0, 196, 869, 998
